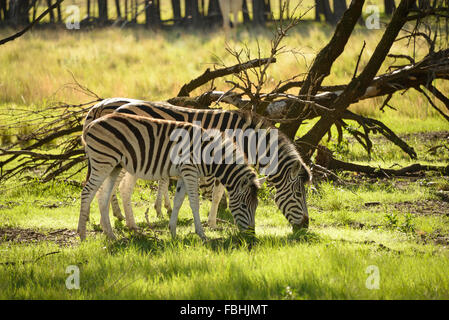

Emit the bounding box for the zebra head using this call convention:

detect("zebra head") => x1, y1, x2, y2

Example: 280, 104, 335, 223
227, 171, 260, 235
274, 160, 309, 230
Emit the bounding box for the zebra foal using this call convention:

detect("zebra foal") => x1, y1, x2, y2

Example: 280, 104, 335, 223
79, 113, 259, 240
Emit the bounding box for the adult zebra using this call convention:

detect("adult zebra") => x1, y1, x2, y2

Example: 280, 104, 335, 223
79, 113, 260, 240
84, 98, 310, 232
82, 98, 216, 220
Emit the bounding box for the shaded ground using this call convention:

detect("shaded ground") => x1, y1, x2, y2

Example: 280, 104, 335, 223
390, 199, 449, 216
0, 227, 88, 246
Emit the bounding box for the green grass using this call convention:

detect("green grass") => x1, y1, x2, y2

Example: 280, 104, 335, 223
1, 155, 449, 299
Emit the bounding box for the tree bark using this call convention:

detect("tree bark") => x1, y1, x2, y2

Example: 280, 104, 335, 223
333, 0, 347, 23
242, 0, 250, 23
171, 0, 181, 23
252, 0, 265, 25
87, 0, 91, 18
56, 0, 61, 22
264, 0, 272, 21
0, 0, 7, 21
384, 0, 396, 15
9, 0, 31, 25
98, 0, 108, 23
185, 0, 200, 26
315, 0, 334, 23
145, 0, 160, 27
46, 0, 55, 23
115, 0, 122, 18
207, 0, 222, 25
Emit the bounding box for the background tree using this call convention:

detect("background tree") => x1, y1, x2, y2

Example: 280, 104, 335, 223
98, 0, 108, 23
385, 0, 396, 14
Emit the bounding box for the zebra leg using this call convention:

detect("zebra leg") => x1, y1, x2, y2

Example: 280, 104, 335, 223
169, 179, 186, 239
208, 182, 225, 228
110, 170, 125, 221
110, 193, 124, 221
181, 171, 207, 240
97, 166, 122, 240
154, 179, 166, 218
163, 179, 173, 216
78, 167, 111, 241
119, 172, 139, 230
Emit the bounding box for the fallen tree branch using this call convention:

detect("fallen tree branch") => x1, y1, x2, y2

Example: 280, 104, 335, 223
315, 145, 449, 177
176, 58, 277, 97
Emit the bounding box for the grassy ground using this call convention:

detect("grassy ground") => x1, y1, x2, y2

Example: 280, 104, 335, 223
1, 121, 448, 299
1, 20, 449, 299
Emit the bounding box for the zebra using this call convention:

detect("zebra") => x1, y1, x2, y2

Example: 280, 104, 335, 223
82, 98, 217, 220
79, 112, 260, 240
106, 99, 310, 231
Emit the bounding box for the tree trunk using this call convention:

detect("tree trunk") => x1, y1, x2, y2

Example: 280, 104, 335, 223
46, 0, 55, 23
98, 0, 108, 23
207, 0, 222, 25
145, 0, 160, 27
333, 0, 347, 23
87, 0, 91, 18
242, 0, 250, 23
252, 0, 265, 26
185, 0, 200, 26
264, 0, 272, 21
9, 0, 31, 25
56, 0, 61, 22
0, 0, 7, 21
115, 0, 122, 18
384, 0, 396, 15
315, 0, 334, 23
171, 0, 181, 23
132, 0, 137, 23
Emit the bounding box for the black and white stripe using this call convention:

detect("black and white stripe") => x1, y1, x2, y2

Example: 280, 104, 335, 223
79, 113, 259, 240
